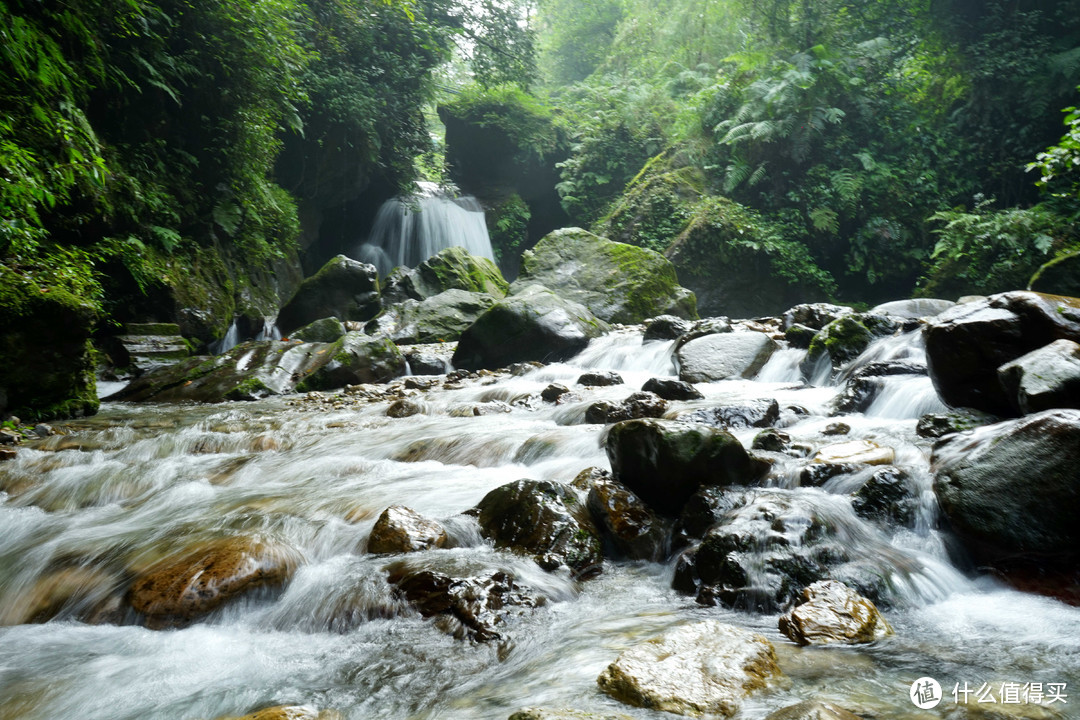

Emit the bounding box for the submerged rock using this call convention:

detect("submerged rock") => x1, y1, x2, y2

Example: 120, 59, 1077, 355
216, 706, 336, 720
509, 710, 632, 720
676, 332, 778, 383
277, 255, 381, 335
516, 228, 697, 324
0, 565, 124, 626
129, 536, 299, 622
923, 291, 1080, 415
452, 285, 610, 370
605, 419, 769, 516
764, 701, 862, 720
997, 339, 1080, 414
851, 467, 918, 527
367, 506, 448, 554
475, 479, 602, 577
596, 620, 781, 717
778, 580, 893, 645
933, 409, 1080, 568
388, 566, 542, 643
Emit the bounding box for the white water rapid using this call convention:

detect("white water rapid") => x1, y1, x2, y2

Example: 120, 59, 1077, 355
1, 328, 1078, 720
354, 182, 496, 277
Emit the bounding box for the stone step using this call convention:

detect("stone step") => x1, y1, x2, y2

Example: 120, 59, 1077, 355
124, 323, 182, 337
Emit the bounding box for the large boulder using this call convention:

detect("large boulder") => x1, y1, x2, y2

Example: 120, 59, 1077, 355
777, 580, 893, 646
452, 285, 609, 370
932, 409, 1080, 567
676, 332, 778, 383
277, 255, 381, 335
870, 298, 955, 319
515, 228, 697, 324
381, 246, 509, 303
596, 620, 781, 717
129, 536, 300, 622
604, 419, 769, 516
923, 291, 1080, 415
474, 479, 602, 577
365, 289, 497, 344
673, 490, 893, 610
997, 339, 1080, 414
110, 334, 404, 402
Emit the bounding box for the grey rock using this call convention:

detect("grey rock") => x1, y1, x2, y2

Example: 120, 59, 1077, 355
998, 339, 1080, 414
676, 332, 778, 383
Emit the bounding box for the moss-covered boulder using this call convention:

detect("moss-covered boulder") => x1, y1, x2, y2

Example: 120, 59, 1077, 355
605, 419, 769, 517
110, 333, 404, 402
290, 317, 347, 343
417, 246, 509, 297
515, 228, 697, 324
452, 284, 609, 370
803, 313, 903, 376
474, 479, 603, 577
665, 197, 835, 318
365, 289, 497, 344
0, 265, 99, 421
277, 255, 381, 335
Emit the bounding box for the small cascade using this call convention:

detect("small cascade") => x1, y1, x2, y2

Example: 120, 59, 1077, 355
864, 375, 948, 418
254, 318, 281, 342
209, 321, 240, 355
755, 347, 807, 383
355, 182, 495, 277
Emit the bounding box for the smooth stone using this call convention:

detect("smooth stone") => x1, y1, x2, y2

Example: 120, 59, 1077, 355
813, 440, 894, 466
782, 303, 854, 331
576, 371, 624, 387
764, 701, 863, 720
643, 315, 692, 342
778, 580, 893, 645
641, 377, 703, 401
676, 332, 778, 383
596, 620, 781, 717
386, 399, 423, 418
586, 474, 668, 561
871, 298, 955, 319
367, 505, 447, 554
997, 338, 1080, 414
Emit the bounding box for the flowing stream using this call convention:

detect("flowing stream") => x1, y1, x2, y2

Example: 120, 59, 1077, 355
1, 329, 1078, 720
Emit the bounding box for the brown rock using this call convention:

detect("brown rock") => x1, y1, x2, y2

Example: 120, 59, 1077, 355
778, 580, 893, 646
129, 536, 299, 621
0, 566, 123, 626
367, 505, 448, 554
764, 700, 862, 720
216, 705, 342, 720
0, 447, 16, 461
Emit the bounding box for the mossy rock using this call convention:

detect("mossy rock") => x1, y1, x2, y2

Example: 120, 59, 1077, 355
415, 246, 509, 298
516, 228, 697, 324
806, 316, 875, 369
365, 289, 497, 344
277, 255, 381, 335
290, 317, 347, 343
0, 265, 99, 421
594, 161, 705, 254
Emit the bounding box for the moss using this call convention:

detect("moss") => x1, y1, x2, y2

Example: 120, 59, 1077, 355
417, 247, 509, 298
224, 377, 273, 401
807, 316, 874, 366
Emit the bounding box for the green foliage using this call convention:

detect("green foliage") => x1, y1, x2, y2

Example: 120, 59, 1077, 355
537, 0, 625, 84
919, 197, 1076, 297
1029, 90, 1080, 205
441, 84, 567, 165
487, 194, 532, 263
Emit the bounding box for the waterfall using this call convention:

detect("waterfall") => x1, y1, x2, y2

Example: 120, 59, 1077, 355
355, 182, 496, 277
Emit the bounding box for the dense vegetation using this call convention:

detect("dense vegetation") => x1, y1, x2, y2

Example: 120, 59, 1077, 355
2, 0, 1079, 417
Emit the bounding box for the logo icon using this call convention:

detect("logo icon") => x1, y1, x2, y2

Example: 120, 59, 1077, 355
911, 677, 943, 709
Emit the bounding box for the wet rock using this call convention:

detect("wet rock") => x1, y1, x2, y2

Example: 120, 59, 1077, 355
673, 490, 883, 610
0, 447, 15, 461
596, 620, 781, 717
643, 315, 692, 342
290, 317, 347, 343
475, 479, 602, 577
822, 422, 850, 436
782, 303, 854, 331
672, 317, 734, 350
388, 566, 541, 642
0, 566, 124, 626
803, 316, 873, 373
676, 332, 778, 383
672, 487, 748, 545
641, 377, 703, 401
509, 709, 632, 720
413, 246, 510, 299
277, 255, 381, 335
764, 701, 863, 720
542, 384, 572, 402
32, 423, 53, 438
778, 580, 893, 645
814, 440, 894, 467
386, 399, 423, 418
297, 333, 407, 391
680, 398, 780, 429
798, 463, 859, 488
605, 419, 769, 516
784, 324, 817, 349
751, 429, 791, 453
217, 705, 334, 720
872, 298, 955, 319
129, 536, 299, 622
933, 409, 1080, 568
0, 429, 21, 445
576, 371, 624, 387
916, 409, 997, 439
452, 285, 610, 371
508, 361, 545, 376
365, 289, 497, 344
851, 467, 918, 526
404, 346, 452, 375
367, 506, 448, 554
830, 360, 926, 414
924, 291, 1080, 415
585, 392, 668, 424
586, 475, 668, 561
515, 228, 698, 324
998, 339, 1080, 414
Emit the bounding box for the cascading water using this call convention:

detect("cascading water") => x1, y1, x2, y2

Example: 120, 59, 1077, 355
2, 326, 1078, 720
355, 182, 496, 277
